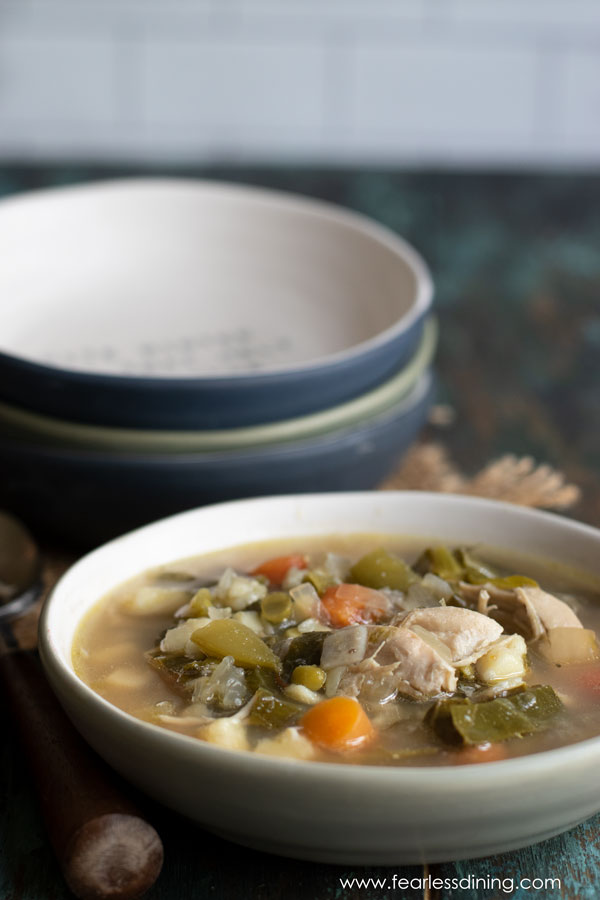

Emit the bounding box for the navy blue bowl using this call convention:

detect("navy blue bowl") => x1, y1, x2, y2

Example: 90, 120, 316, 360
0, 317, 427, 431
0, 372, 433, 548
0, 179, 433, 429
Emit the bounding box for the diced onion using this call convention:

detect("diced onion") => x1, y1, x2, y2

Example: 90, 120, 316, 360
192, 655, 248, 710
324, 665, 347, 697
321, 553, 350, 581
290, 582, 321, 622
282, 567, 308, 590
207, 606, 233, 619
214, 568, 267, 610
284, 684, 321, 705
160, 617, 210, 654
233, 611, 264, 634
321, 625, 368, 670
421, 573, 453, 600
297, 617, 331, 634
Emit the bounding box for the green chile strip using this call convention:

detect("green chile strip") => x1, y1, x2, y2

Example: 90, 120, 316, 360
191, 620, 282, 671
426, 685, 562, 745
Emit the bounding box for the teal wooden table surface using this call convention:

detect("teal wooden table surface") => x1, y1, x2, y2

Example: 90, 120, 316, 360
2, 166, 600, 899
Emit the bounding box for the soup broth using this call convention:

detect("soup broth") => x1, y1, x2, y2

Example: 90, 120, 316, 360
73, 534, 600, 766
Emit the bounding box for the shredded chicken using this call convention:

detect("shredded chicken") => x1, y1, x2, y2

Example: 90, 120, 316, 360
332, 607, 505, 704
339, 626, 458, 702
517, 586, 583, 633
461, 582, 583, 641
398, 606, 504, 665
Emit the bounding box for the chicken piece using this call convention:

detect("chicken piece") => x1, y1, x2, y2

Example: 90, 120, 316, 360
338, 627, 458, 702
334, 607, 503, 704
398, 606, 503, 665
516, 587, 583, 634
462, 582, 583, 641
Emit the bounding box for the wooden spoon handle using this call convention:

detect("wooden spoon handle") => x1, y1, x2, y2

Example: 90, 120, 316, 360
0, 649, 163, 900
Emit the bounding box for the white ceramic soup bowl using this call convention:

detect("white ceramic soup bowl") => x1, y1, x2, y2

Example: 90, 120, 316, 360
40, 493, 600, 865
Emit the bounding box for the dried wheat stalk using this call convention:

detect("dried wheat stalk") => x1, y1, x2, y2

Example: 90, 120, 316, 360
381, 442, 580, 510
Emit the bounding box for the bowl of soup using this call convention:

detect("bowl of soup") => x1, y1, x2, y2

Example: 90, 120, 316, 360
40, 492, 600, 863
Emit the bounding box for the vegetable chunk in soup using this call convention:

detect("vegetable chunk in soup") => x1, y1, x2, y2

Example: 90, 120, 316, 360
73, 535, 600, 766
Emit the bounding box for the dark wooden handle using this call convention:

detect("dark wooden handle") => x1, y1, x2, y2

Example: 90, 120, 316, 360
0, 650, 163, 900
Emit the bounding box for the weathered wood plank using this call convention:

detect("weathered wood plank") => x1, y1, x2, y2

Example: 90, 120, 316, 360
430, 819, 600, 900
0, 727, 70, 900
1, 726, 425, 900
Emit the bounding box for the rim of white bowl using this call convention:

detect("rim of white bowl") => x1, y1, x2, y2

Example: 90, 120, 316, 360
0, 318, 436, 453
0, 177, 434, 383
40, 491, 600, 786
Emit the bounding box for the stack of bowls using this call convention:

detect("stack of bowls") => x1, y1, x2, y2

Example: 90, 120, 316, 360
0, 179, 436, 546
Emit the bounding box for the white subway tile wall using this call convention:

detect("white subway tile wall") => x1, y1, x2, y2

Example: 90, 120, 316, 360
0, 0, 598, 164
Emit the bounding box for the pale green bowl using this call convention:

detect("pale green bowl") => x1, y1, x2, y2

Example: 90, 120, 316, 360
0, 318, 436, 455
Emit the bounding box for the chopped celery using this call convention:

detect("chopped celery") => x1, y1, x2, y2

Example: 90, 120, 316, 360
414, 546, 463, 581
415, 546, 534, 589
455, 549, 498, 583
490, 575, 538, 590
426, 685, 562, 745
188, 588, 214, 617
456, 549, 536, 588
350, 548, 419, 591
261, 592, 293, 624
302, 570, 336, 596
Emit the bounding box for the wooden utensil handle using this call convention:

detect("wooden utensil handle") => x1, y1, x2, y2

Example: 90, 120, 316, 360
0, 650, 163, 900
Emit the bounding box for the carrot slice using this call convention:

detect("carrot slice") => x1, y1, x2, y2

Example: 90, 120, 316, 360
250, 554, 307, 585
453, 742, 507, 765
320, 583, 389, 628
573, 666, 600, 697
301, 697, 375, 753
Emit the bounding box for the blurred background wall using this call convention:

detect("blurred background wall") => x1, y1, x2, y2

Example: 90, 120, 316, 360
0, 0, 599, 166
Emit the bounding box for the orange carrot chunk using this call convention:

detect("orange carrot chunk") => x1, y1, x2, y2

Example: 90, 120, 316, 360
250, 554, 307, 585
300, 697, 375, 753
453, 742, 507, 765
320, 583, 389, 628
